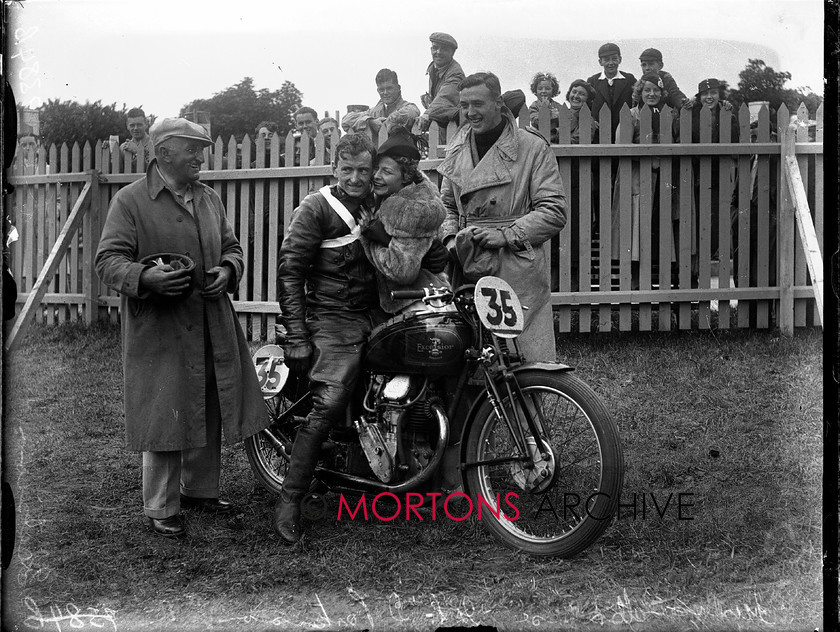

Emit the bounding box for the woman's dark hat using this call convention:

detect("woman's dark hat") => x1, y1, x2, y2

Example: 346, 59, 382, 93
377, 126, 421, 160
696, 78, 721, 96
640, 73, 664, 89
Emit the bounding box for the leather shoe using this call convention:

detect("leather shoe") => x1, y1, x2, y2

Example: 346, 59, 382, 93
272, 493, 302, 545
146, 515, 186, 538
180, 495, 235, 514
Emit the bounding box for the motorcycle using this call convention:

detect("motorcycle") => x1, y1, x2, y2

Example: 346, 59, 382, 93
247, 276, 623, 557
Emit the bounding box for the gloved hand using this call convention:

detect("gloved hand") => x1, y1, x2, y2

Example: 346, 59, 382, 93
421, 238, 450, 273
283, 342, 313, 376
363, 218, 391, 246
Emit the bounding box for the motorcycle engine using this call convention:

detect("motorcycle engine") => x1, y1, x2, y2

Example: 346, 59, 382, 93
355, 374, 440, 483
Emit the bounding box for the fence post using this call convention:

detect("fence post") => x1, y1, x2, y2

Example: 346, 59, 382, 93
777, 123, 796, 335
83, 169, 101, 325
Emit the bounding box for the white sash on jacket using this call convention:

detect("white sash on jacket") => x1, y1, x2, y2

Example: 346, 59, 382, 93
319, 185, 361, 249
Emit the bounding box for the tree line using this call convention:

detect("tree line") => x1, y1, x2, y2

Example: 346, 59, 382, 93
24, 59, 822, 150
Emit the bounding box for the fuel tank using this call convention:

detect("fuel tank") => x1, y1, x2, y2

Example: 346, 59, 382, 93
364, 306, 472, 375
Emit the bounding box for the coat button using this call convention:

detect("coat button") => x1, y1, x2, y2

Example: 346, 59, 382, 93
177, 215, 184, 222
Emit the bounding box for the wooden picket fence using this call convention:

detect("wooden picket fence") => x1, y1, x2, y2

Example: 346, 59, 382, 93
3, 101, 823, 347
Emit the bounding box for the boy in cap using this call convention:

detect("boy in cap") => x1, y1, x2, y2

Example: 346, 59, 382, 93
95, 118, 267, 538
638, 48, 689, 109
587, 42, 637, 141
418, 32, 465, 132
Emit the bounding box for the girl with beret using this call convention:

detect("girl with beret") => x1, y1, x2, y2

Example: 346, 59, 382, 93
360, 126, 449, 313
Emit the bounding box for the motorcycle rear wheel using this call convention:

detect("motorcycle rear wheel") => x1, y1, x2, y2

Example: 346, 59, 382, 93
463, 370, 623, 558
244, 395, 296, 496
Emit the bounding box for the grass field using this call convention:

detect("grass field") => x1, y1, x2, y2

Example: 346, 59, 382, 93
2, 320, 823, 631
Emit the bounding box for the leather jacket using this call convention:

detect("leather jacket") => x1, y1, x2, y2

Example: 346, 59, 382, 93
278, 186, 379, 346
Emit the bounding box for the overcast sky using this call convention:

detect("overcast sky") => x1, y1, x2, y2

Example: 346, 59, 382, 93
6, 0, 825, 130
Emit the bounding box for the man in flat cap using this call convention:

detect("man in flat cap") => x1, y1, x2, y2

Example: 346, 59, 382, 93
638, 48, 689, 109
418, 32, 465, 133
587, 42, 637, 141
95, 118, 267, 538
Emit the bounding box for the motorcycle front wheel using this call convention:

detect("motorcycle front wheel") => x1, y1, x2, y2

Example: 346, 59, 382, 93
463, 370, 623, 558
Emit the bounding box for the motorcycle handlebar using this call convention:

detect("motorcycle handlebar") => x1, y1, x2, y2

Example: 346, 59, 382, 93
389, 287, 452, 301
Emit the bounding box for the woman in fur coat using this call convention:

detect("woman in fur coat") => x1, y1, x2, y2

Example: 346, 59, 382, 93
360, 126, 449, 314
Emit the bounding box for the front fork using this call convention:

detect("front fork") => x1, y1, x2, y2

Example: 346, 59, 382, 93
465, 337, 551, 474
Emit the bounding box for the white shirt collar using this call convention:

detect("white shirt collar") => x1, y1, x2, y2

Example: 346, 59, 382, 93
598, 70, 627, 86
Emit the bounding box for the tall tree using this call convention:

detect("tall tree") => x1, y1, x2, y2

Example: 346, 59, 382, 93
728, 58, 823, 117
180, 77, 303, 142
38, 99, 130, 148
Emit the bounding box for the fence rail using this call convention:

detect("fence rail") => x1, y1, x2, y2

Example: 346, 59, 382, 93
4, 101, 823, 341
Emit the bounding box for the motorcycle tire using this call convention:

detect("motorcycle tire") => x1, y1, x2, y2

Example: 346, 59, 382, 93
244, 394, 296, 496
463, 369, 623, 558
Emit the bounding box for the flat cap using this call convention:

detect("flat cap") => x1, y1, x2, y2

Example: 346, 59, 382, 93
639, 48, 663, 62
598, 42, 621, 58
150, 117, 213, 147
429, 32, 458, 50
696, 78, 721, 95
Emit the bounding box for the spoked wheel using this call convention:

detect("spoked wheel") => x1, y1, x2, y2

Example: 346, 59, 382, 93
244, 394, 300, 496
463, 370, 623, 557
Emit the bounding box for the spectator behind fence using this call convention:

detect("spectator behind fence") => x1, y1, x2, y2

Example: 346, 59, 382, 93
527, 71, 562, 143
559, 79, 600, 291
253, 120, 278, 167
565, 79, 599, 144
587, 42, 636, 141
319, 117, 341, 153
17, 134, 50, 173
730, 112, 778, 292
418, 32, 465, 132
673, 78, 740, 284
438, 72, 566, 362
341, 68, 421, 136
638, 48, 690, 110
293, 106, 324, 164
95, 118, 267, 539
293, 106, 320, 139
610, 73, 674, 289
120, 107, 155, 169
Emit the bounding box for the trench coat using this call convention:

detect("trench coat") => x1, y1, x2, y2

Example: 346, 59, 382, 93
95, 161, 267, 452
437, 111, 567, 362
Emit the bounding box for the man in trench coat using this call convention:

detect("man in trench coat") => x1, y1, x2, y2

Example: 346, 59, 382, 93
95, 118, 267, 538
438, 72, 567, 362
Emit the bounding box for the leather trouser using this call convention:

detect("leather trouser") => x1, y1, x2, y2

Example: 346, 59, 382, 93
281, 308, 386, 499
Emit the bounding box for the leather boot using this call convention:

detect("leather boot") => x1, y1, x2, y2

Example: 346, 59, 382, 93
272, 490, 303, 545
272, 424, 326, 544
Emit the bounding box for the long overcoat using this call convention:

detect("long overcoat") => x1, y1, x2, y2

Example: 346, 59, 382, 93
437, 111, 567, 362
95, 162, 267, 452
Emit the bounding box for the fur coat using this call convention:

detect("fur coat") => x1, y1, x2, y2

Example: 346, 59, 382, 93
361, 174, 448, 313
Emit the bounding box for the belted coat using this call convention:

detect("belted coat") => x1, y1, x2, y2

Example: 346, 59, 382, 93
95, 162, 267, 452
437, 112, 567, 362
